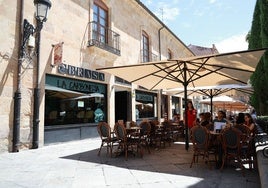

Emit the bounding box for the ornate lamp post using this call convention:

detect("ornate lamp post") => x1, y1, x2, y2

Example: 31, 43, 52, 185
13, 0, 52, 152
32, 0, 52, 149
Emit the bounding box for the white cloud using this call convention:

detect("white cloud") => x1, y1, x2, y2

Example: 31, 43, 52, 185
157, 6, 180, 22
141, 1, 180, 23
209, 0, 217, 4
215, 33, 248, 53
142, 0, 152, 5
153, 3, 180, 22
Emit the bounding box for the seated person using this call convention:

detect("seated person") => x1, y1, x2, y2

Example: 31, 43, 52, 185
244, 113, 256, 136
172, 114, 180, 123
199, 113, 209, 127
213, 110, 227, 132
236, 112, 245, 125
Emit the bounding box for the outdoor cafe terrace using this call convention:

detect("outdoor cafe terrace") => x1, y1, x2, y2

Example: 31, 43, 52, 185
94, 119, 268, 187
1, 119, 268, 187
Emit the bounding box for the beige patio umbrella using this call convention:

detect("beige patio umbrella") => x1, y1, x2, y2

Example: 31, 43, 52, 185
97, 48, 267, 150
164, 84, 253, 97
164, 84, 253, 116
199, 95, 251, 112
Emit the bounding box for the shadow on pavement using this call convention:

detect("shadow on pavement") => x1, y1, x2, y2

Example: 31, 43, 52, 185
60, 141, 260, 188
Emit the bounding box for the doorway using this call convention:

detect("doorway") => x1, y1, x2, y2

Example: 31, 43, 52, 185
115, 91, 131, 123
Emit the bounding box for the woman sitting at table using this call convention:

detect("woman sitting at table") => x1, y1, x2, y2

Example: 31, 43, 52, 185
244, 113, 256, 136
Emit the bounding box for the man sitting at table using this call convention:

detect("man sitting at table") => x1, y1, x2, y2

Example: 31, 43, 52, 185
213, 110, 227, 132
212, 110, 227, 168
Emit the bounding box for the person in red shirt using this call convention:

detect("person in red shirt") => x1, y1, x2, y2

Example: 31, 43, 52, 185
186, 101, 197, 129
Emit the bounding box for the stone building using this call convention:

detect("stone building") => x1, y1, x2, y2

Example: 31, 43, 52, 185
188, 44, 219, 56
0, 0, 193, 153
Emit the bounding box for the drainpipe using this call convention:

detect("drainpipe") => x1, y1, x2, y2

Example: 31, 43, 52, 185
158, 26, 164, 60
157, 26, 164, 122
13, 0, 24, 152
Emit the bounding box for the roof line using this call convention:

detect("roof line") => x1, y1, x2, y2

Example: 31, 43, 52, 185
186, 47, 268, 61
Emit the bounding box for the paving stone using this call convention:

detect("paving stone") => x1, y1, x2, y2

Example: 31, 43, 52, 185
0, 138, 261, 188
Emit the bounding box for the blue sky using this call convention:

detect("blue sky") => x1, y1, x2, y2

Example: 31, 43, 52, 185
140, 0, 257, 53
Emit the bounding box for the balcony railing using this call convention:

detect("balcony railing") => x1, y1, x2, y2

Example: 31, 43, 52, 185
140, 49, 158, 63
88, 21, 120, 55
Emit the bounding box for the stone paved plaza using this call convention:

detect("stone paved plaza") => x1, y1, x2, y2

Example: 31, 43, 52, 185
0, 138, 260, 188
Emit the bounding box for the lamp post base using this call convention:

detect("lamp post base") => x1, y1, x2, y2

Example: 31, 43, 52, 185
32, 88, 40, 149
12, 91, 21, 152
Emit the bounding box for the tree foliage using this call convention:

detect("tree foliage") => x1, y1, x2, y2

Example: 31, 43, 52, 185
248, 0, 268, 115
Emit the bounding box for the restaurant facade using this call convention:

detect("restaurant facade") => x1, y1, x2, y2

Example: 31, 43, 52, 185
0, 0, 193, 152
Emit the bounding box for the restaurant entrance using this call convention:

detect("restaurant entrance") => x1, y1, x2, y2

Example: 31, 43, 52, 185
115, 91, 132, 123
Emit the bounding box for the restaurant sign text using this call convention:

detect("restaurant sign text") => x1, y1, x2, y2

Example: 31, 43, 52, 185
58, 63, 105, 82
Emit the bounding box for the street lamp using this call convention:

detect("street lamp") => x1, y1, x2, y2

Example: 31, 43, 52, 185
34, 0, 52, 22
13, 0, 52, 152
32, 0, 52, 149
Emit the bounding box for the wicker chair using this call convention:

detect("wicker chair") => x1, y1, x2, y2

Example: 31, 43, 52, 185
97, 122, 118, 157
114, 123, 143, 160
148, 120, 161, 147
159, 120, 173, 147
139, 121, 151, 154
220, 127, 245, 176
190, 125, 214, 168
234, 124, 256, 169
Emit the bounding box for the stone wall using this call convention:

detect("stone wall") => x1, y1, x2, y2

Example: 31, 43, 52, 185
0, 0, 193, 153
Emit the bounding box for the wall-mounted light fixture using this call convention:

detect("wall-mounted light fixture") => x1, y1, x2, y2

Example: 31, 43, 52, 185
13, 0, 52, 152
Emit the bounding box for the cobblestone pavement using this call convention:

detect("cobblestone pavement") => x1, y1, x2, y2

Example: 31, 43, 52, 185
0, 138, 260, 188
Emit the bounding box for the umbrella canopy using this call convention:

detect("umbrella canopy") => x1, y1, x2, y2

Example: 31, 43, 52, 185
164, 84, 253, 114
164, 84, 253, 97
97, 48, 267, 150
98, 49, 266, 90
199, 95, 250, 112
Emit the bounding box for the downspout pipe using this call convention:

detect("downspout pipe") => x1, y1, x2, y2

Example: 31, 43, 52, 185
158, 26, 164, 122
12, 0, 24, 152
158, 26, 164, 60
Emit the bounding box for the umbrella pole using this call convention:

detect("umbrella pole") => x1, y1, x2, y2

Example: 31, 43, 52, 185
183, 63, 189, 150
209, 89, 213, 121
210, 98, 213, 120
184, 83, 189, 150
